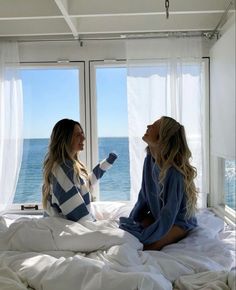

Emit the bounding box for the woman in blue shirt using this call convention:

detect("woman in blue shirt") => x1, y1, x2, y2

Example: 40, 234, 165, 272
42, 118, 117, 222
119, 116, 198, 250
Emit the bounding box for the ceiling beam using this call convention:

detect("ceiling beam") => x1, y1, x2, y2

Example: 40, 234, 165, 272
54, 0, 78, 38
68, 0, 234, 16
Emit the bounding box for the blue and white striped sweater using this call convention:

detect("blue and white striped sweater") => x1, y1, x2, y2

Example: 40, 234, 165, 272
45, 153, 117, 222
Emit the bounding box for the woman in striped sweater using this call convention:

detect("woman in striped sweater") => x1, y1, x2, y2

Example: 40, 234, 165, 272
42, 118, 117, 222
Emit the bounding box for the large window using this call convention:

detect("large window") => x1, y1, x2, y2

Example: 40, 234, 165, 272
90, 60, 210, 204
90, 62, 130, 201
14, 64, 84, 205
13, 59, 211, 208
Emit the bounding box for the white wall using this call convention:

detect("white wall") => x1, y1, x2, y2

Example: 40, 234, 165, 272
210, 13, 236, 159
18, 37, 211, 63
19, 40, 126, 62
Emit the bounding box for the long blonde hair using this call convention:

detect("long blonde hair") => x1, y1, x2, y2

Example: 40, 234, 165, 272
152, 116, 198, 218
42, 119, 88, 209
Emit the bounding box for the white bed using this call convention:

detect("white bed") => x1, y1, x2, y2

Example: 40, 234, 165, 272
0, 202, 235, 290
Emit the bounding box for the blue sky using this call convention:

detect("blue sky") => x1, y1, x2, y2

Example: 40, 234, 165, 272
96, 67, 128, 137
21, 67, 128, 138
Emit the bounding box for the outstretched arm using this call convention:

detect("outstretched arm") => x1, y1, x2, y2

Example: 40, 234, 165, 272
88, 152, 117, 188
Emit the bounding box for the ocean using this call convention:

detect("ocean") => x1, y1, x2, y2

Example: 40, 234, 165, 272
14, 138, 235, 210
224, 160, 236, 210
14, 138, 131, 204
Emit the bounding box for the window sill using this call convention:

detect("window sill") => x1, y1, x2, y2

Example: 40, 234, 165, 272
3, 201, 133, 215
3, 203, 43, 215
210, 205, 236, 228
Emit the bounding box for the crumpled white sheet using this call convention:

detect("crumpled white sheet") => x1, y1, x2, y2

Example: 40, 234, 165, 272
0, 214, 172, 290
0, 214, 142, 252
0, 204, 235, 290
173, 270, 235, 290
0, 266, 29, 290
0, 250, 172, 290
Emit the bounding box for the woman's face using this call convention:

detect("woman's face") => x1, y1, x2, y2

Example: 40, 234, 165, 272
70, 124, 85, 155
142, 119, 161, 146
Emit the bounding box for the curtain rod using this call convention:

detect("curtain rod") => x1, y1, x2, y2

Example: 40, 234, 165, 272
208, 0, 234, 39
13, 30, 214, 43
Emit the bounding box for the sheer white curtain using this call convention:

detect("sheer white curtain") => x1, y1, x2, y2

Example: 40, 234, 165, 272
127, 37, 208, 208
0, 41, 23, 212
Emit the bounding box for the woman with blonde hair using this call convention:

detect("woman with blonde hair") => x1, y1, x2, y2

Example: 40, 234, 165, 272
119, 116, 198, 250
42, 118, 117, 222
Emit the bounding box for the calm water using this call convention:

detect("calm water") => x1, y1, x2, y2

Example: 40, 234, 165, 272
14, 138, 130, 203
14, 138, 235, 210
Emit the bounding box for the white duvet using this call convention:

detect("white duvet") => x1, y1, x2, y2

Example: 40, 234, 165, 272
0, 203, 235, 290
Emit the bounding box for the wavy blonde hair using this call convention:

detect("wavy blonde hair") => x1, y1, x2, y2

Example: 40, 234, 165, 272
152, 116, 198, 218
42, 119, 88, 209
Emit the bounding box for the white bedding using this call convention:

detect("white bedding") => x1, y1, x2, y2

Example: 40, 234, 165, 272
0, 202, 235, 290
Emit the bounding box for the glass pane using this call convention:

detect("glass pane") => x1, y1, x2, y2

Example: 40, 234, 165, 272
96, 67, 130, 200
14, 68, 80, 204
224, 159, 236, 210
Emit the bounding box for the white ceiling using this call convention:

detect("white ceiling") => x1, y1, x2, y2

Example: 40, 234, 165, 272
0, 0, 235, 40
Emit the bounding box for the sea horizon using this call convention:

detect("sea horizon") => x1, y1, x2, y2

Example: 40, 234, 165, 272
14, 137, 131, 204
14, 138, 235, 210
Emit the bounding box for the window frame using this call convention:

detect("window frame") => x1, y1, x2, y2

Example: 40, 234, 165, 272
209, 156, 236, 226
89, 59, 211, 204
9, 61, 85, 211
201, 58, 211, 207
8, 57, 233, 227
89, 60, 127, 201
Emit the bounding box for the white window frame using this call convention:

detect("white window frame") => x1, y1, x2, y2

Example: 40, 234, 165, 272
210, 156, 236, 227
89, 60, 127, 201
201, 58, 210, 206
8, 61, 85, 212
8, 57, 233, 227
89, 59, 210, 205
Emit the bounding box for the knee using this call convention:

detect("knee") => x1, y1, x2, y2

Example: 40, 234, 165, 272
143, 226, 188, 251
